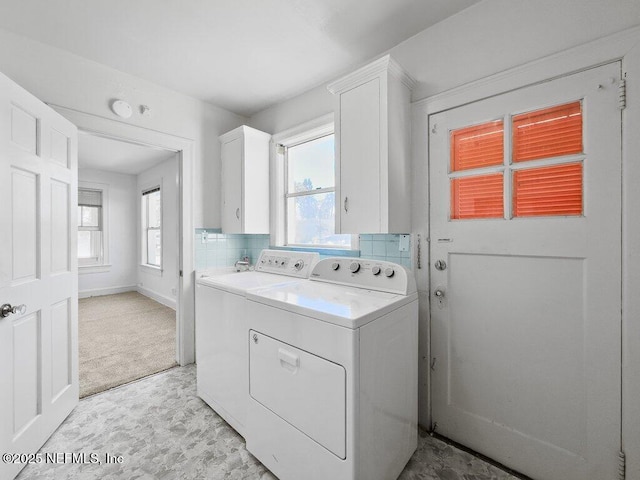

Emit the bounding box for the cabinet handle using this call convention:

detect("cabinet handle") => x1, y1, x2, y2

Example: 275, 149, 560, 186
235, 207, 240, 219
344, 196, 349, 213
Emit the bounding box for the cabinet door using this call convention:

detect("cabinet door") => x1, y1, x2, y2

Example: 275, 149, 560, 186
221, 137, 243, 233
339, 78, 381, 233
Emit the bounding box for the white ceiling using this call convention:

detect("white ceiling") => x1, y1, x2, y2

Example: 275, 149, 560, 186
0, 0, 480, 116
78, 133, 175, 175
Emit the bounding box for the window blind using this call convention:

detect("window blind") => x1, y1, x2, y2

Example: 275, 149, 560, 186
142, 186, 161, 196
513, 163, 583, 217
450, 120, 504, 172
513, 102, 582, 162
78, 189, 102, 207
451, 173, 504, 220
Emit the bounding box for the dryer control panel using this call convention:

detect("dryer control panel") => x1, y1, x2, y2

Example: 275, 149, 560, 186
255, 249, 319, 278
310, 257, 416, 295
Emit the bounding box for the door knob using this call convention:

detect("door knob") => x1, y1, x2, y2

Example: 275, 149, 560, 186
435, 260, 447, 271
434, 289, 445, 298
1, 303, 26, 318
235, 208, 240, 219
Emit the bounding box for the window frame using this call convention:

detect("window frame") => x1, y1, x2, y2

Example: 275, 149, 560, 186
448, 99, 585, 221
78, 182, 110, 272
141, 184, 163, 270
271, 114, 358, 251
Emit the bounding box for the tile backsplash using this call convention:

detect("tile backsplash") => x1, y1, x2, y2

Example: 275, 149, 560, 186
195, 230, 412, 270
195, 229, 269, 270
358, 234, 412, 269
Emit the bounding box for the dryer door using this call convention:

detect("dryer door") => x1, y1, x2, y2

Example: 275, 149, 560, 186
249, 330, 346, 459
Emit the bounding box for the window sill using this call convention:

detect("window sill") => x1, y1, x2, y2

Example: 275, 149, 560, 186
140, 264, 163, 276
79, 264, 112, 274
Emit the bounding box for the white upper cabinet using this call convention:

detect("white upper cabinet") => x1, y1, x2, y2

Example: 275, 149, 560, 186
219, 125, 271, 234
328, 55, 415, 234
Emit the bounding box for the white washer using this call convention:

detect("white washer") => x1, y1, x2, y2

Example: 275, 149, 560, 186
195, 249, 318, 437
245, 257, 418, 480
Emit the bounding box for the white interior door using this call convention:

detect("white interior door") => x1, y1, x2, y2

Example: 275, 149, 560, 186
0, 72, 78, 480
429, 63, 621, 480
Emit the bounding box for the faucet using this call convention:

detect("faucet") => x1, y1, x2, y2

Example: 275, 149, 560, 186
235, 256, 250, 272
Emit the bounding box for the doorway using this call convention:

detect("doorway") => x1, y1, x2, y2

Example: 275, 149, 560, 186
77, 132, 180, 396
428, 64, 622, 479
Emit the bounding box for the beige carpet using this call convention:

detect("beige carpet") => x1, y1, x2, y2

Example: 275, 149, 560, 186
79, 291, 178, 398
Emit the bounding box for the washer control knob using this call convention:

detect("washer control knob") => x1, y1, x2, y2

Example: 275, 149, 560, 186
349, 261, 361, 273
384, 267, 395, 278
331, 262, 340, 271
372, 266, 381, 276
294, 259, 304, 271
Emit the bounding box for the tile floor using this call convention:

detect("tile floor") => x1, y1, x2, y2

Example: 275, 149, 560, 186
17, 365, 519, 480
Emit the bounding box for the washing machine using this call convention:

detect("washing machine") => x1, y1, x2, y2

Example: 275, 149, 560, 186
195, 249, 318, 437
245, 257, 418, 480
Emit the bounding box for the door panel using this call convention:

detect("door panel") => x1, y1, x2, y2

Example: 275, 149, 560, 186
11, 168, 38, 282
12, 312, 41, 435
50, 129, 69, 167
447, 253, 586, 455
429, 63, 621, 480
50, 179, 70, 274
11, 105, 37, 153
51, 299, 72, 400
0, 71, 78, 480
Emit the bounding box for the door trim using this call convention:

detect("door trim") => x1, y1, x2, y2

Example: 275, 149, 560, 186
49, 104, 196, 366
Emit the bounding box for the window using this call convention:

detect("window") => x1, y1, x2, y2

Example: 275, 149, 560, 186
78, 188, 104, 266
142, 187, 162, 267
283, 131, 351, 248
449, 101, 584, 220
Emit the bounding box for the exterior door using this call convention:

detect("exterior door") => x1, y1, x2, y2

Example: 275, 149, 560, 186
0, 72, 78, 480
429, 63, 621, 480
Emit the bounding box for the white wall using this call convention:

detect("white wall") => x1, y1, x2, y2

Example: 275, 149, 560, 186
251, 0, 640, 132
78, 168, 137, 296
137, 156, 179, 309
0, 27, 247, 229
247, 0, 640, 446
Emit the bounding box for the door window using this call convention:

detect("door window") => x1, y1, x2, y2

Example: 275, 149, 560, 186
449, 101, 584, 220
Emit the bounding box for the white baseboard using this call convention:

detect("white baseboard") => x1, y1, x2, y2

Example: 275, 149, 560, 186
137, 286, 177, 311
79, 285, 137, 298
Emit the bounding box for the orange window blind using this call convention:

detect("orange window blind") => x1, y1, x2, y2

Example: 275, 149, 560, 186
513, 101, 582, 162
450, 120, 504, 172
451, 173, 504, 220
513, 163, 582, 217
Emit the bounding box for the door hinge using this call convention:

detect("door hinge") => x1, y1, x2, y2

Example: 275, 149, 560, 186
618, 79, 626, 110
179, 270, 183, 277
618, 450, 626, 480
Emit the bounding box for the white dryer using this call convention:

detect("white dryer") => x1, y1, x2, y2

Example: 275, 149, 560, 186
195, 249, 318, 437
245, 257, 418, 480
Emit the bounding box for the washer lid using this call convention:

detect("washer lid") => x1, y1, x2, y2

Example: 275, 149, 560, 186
247, 280, 417, 329
196, 271, 302, 296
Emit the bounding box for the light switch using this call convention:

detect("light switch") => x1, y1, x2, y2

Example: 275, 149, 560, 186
399, 234, 410, 252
